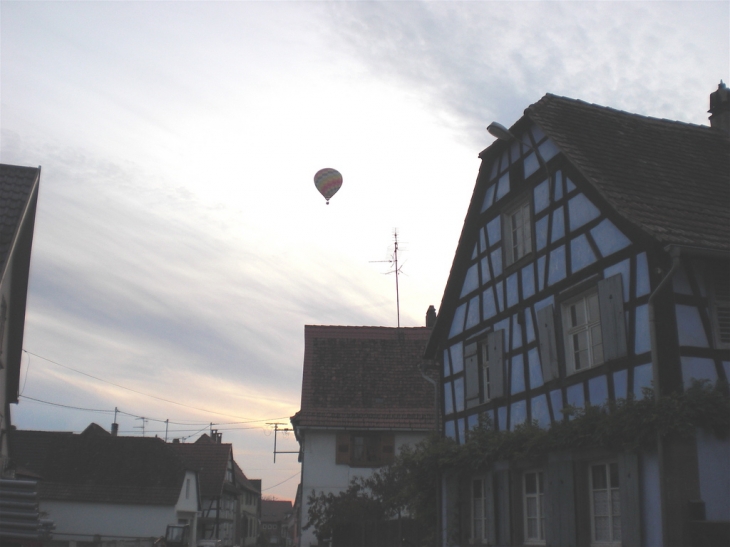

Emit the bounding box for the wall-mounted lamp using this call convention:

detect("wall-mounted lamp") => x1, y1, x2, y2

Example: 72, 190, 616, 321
486, 122, 515, 142
487, 121, 551, 183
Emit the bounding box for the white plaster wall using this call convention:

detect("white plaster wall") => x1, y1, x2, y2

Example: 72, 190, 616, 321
640, 450, 663, 547
696, 428, 730, 521
41, 500, 177, 540
299, 430, 428, 547
175, 471, 199, 513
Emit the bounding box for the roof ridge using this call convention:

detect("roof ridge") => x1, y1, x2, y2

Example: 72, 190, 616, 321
533, 93, 718, 134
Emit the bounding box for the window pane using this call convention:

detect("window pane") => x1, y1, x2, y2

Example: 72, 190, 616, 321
587, 293, 600, 322
610, 463, 619, 488
593, 490, 609, 516
592, 465, 607, 489
594, 516, 610, 541
525, 473, 536, 494
611, 489, 621, 516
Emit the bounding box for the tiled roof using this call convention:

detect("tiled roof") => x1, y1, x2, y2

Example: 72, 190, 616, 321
426, 93, 730, 356
262, 499, 293, 521
0, 164, 39, 277
527, 94, 730, 252
169, 435, 234, 499
292, 326, 437, 431
11, 424, 187, 505
234, 460, 260, 494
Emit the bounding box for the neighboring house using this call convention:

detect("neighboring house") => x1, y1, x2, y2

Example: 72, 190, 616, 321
236, 465, 261, 546
0, 164, 39, 472
0, 164, 48, 542
261, 499, 293, 547
170, 432, 259, 547
291, 323, 438, 547
11, 423, 200, 546
425, 84, 729, 546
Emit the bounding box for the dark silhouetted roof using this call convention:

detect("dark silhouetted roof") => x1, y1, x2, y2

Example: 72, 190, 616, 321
11, 424, 188, 505
292, 326, 437, 430
234, 460, 260, 494
527, 94, 730, 251
0, 164, 40, 404
262, 499, 293, 522
169, 435, 235, 499
0, 164, 39, 276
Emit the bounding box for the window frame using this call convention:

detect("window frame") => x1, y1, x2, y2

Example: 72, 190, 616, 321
523, 470, 546, 545
588, 461, 621, 547
481, 341, 492, 403
708, 262, 730, 348
562, 289, 604, 375
503, 198, 533, 266
471, 475, 492, 544
335, 432, 395, 468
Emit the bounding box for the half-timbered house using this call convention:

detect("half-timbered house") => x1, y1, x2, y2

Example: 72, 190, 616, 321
425, 84, 730, 547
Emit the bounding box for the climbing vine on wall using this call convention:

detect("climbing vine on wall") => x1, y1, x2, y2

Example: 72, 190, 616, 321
304, 381, 728, 546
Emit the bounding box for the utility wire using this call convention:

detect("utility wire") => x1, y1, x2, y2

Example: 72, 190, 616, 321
262, 470, 300, 491
20, 395, 113, 413
22, 349, 288, 420
19, 394, 290, 428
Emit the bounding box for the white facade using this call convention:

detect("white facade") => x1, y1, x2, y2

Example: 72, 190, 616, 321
298, 429, 428, 547
42, 470, 199, 546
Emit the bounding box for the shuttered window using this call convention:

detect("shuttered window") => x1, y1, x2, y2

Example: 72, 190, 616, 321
559, 274, 627, 376
465, 342, 480, 408
563, 291, 604, 373
335, 432, 394, 467
486, 330, 505, 399
709, 263, 730, 346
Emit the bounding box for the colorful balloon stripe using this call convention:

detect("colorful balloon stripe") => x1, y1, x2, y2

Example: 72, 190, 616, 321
314, 168, 343, 202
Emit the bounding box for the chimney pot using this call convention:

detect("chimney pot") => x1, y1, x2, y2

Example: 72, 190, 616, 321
709, 81, 730, 134
426, 305, 437, 327
111, 423, 119, 436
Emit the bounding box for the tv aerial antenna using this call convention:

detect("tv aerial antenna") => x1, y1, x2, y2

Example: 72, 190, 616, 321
370, 229, 405, 328
268, 423, 297, 463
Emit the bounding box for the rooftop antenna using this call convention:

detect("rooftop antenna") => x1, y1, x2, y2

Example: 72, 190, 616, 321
135, 417, 148, 437
370, 228, 404, 328
268, 423, 297, 463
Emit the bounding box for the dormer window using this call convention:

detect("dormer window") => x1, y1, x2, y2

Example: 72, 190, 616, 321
504, 199, 532, 265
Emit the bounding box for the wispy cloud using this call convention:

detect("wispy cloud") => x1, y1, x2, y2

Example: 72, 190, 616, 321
2, 0, 726, 500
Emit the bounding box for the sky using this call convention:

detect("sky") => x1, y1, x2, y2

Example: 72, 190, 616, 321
1, 0, 727, 502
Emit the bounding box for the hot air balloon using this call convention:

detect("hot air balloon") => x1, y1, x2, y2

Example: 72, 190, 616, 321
314, 168, 342, 205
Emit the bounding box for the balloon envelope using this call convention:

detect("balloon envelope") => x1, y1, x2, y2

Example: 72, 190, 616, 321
314, 168, 343, 203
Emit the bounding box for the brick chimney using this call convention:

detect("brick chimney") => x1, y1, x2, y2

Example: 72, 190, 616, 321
426, 305, 437, 327
709, 81, 729, 134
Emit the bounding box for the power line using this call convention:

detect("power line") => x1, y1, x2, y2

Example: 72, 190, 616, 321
20, 395, 113, 413
22, 349, 288, 420
262, 471, 300, 491
18, 394, 291, 428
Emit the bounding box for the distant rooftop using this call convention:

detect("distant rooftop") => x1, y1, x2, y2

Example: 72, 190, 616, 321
292, 325, 437, 431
